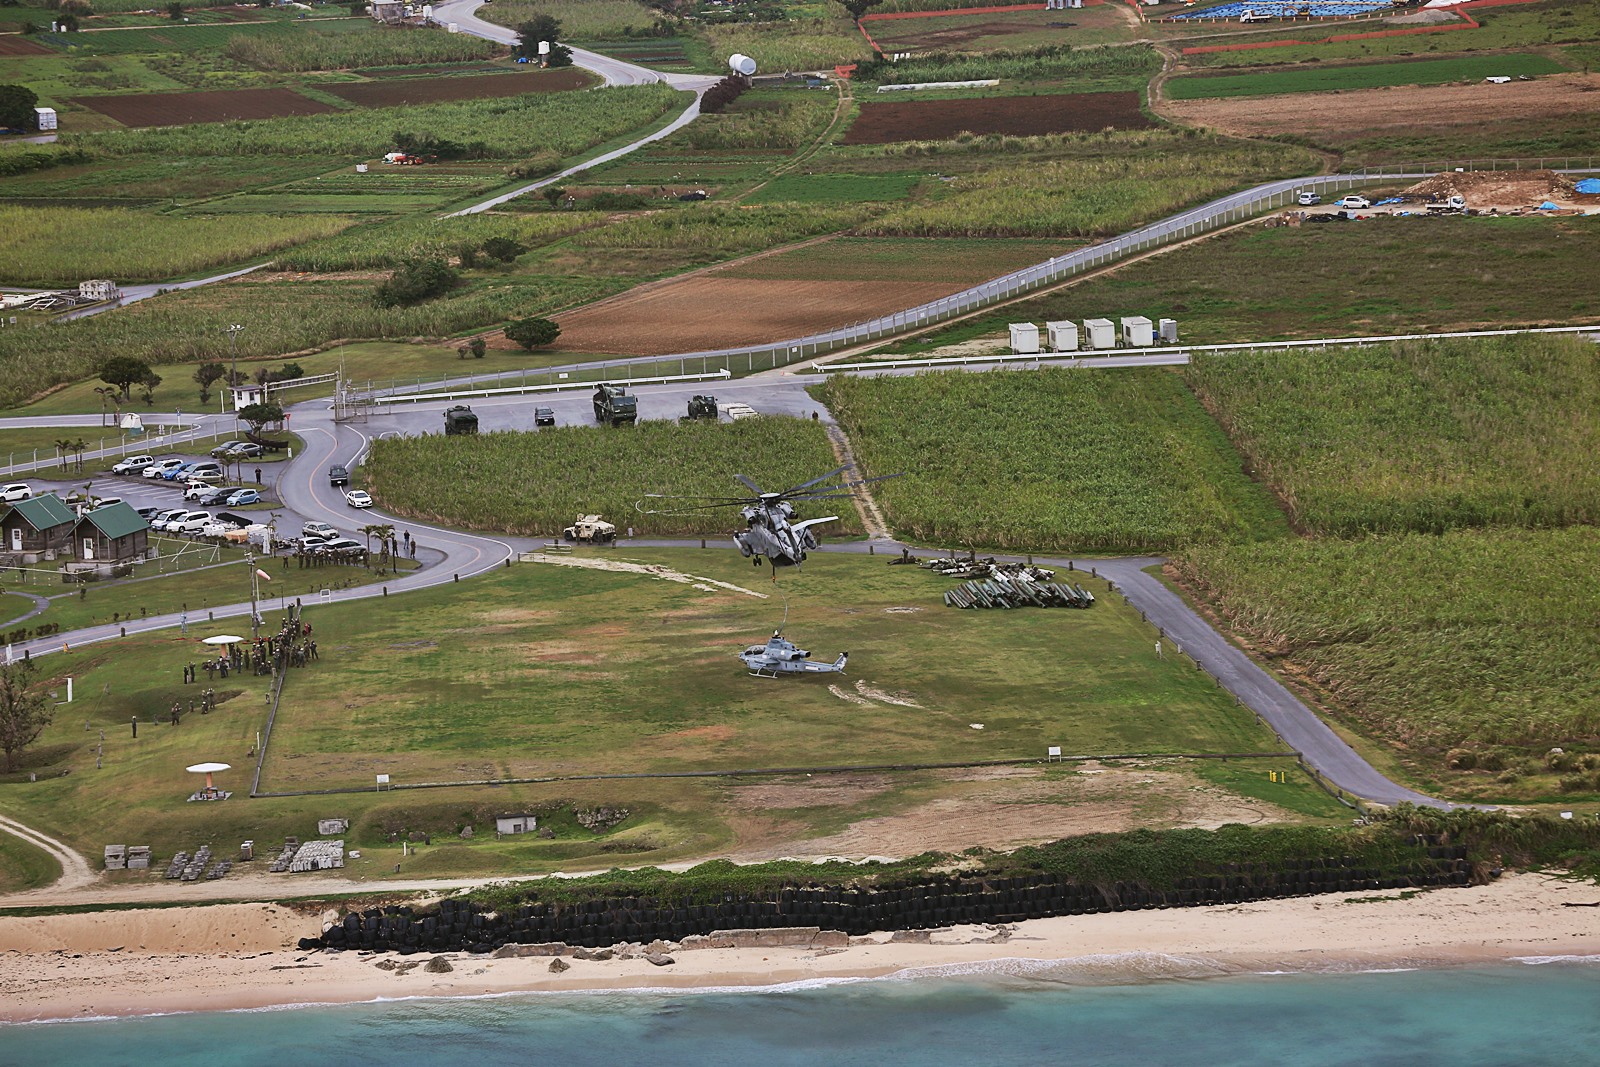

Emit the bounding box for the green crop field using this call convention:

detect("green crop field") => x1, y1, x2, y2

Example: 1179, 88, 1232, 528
700, 19, 873, 71
861, 43, 1159, 93
65, 83, 686, 161
859, 135, 1319, 238
274, 212, 597, 272
817, 369, 1290, 552
363, 418, 859, 537
477, 0, 662, 39
0, 155, 347, 202
890, 215, 1600, 354
28, 18, 379, 57
746, 172, 923, 205
0, 274, 614, 413
669, 89, 836, 152
195, 192, 447, 214
1174, 526, 1600, 800
1166, 53, 1568, 99
1182, 335, 1600, 537
0, 206, 353, 287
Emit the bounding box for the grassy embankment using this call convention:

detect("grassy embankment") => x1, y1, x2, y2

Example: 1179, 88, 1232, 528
875, 214, 1600, 354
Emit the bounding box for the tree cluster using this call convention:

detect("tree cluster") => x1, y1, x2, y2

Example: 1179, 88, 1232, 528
99, 356, 161, 404
457, 236, 525, 269
373, 258, 458, 308
0, 84, 38, 131
699, 74, 750, 116
504, 317, 560, 350
0, 661, 50, 774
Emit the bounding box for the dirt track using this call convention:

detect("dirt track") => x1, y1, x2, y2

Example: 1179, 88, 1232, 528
1165, 72, 1600, 140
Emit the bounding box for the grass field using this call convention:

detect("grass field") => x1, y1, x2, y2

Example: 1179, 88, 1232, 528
1183, 335, 1600, 537
0, 830, 61, 894
0, 155, 347, 202
887, 215, 1600, 353
861, 41, 1159, 93
858, 135, 1318, 238
1173, 526, 1600, 801
1166, 53, 1568, 99
817, 369, 1290, 552
0, 548, 1306, 870
363, 418, 859, 538
0, 206, 354, 287
745, 172, 924, 205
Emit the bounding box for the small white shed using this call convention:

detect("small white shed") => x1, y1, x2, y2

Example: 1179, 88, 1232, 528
1159, 318, 1179, 344
1045, 320, 1078, 352
1083, 318, 1115, 350
1008, 322, 1040, 355
1120, 316, 1154, 347
34, 107, 57, 132
496, 813, 538, 835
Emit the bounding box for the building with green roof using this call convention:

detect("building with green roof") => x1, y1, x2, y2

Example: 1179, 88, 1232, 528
0, 494, 77, 560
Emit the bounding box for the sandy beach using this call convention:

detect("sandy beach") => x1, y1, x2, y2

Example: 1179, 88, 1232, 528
3, 873, 1598, 1025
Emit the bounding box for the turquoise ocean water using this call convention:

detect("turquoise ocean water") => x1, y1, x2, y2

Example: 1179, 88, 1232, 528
6, 958, 1600, 1067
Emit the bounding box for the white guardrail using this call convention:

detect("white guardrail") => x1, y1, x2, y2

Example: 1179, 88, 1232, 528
372, 368, 731, 405
820, 325, 1600, 374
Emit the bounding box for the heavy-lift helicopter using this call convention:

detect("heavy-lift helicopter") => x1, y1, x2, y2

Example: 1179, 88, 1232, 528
635, 464, 899, 573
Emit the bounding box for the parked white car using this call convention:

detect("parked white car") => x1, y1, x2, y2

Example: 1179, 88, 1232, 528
153, 509, 201, 532
142, 459, 185, 479
302, 521, 338, 540
113, 454, 155, 474
170, 511, 215, 535
1336, 195, 1372, 210
0, 483, 31, 502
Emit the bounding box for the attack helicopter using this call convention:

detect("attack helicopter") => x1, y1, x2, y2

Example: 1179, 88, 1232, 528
636, 464, 899, 572
739, 631, 848, 678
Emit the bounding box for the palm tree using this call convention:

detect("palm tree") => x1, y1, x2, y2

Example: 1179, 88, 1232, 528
54, 438, 73, 473
71, 439, 87, 473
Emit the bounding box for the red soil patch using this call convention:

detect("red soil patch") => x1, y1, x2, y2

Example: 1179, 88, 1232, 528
316, 68, 588, 107
70, 86, 335, 126
552, 278, 964, 357
843, 91, 1152, 144
0, 35, 52, 56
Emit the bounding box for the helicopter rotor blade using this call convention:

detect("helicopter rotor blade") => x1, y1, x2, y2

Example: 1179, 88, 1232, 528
775, 465, 853, 497
734, 474, 763, 495
635, 499, 753, 515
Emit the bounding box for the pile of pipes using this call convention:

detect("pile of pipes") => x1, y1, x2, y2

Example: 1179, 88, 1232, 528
944, 571, 1095, 610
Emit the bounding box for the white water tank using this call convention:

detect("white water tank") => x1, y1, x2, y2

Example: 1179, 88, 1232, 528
1159, 318, 1179, 344
1045, 320, 1078, 352
1008, 322, 1040, 355
538, 40, 551, 55
729, 53, 757, 76
1083, 318, 1115, 350
34, 107, 57, 132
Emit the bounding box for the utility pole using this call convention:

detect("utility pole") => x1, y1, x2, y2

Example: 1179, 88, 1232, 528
246, 546, 260, 644
226, 323, 245, 412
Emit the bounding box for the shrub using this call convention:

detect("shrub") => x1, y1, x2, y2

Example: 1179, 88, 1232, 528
373, 259, 458, 308
504, 316, 560, 349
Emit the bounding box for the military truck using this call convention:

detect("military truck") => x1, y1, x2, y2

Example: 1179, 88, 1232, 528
681, 394, 719, 423
592, 383, 637, 427
563, 514, 617, 543
443, 405, 479, 435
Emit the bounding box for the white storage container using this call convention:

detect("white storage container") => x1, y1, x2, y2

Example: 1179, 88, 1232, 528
1120, 315, 1154, 347
1045, 320, 1078, 352
1008, 322, 1040, 355
1083, 318, 1115, 350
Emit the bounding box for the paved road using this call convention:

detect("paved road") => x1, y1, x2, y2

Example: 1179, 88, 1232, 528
430, 0, 711, 88
56, 264, 269, 322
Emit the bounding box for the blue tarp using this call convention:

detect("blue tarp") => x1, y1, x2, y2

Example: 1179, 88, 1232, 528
1576, 178, 1600, 194
1538, 201, 1560, 210
1168, 1, 1389, 19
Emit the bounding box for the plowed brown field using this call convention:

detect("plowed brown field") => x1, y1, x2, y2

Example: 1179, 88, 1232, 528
552, 278, 963, 356
843, 91, 1152, 144
316, 68, 588, 107
0, 35, 51, 56
1163, 72, 1600, 141
70, 87, 334, 126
